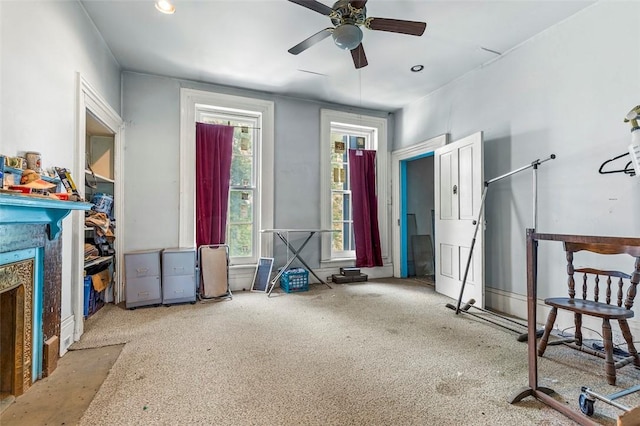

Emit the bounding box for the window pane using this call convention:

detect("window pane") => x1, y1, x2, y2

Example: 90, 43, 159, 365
234, 127, 253, 156
228, 224, 252, 257
230, 153, 253, 187
345, 222, 354, 251
331, 221, 354, 252
336, 221, 353, 252
331, 192, 344, 221
332, 222, 343, 252
330, 166, 347, 190
349, 135, 367, 150
330, 193, 351, 221
228, 190, 253, 222
343, 193, 351, 219
231, 127, 254, 187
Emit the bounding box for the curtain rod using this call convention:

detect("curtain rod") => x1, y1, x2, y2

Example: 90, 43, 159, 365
196, 122, 261, 130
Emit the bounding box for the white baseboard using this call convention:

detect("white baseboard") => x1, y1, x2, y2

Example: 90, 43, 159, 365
228, 265, 258, 292
60, 315, 76, 356
486, 287, 640, 344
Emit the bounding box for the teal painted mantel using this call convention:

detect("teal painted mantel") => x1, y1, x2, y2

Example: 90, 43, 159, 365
0, 194, 92, 239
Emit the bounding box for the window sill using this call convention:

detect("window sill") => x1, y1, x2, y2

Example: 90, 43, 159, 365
320, 258, 356, 269
229, 263, 258, 271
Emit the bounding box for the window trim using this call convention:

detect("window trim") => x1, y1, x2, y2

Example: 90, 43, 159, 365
320, 109, 389, 266
179, 89, 274, 263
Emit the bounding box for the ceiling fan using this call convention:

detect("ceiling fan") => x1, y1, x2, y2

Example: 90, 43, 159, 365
287, 0, 427, 69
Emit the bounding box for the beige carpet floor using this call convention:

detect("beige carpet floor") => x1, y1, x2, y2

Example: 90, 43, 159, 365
33, 280, 640, 424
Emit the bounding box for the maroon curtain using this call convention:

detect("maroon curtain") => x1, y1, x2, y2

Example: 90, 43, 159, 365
196, 122, 234, 247
349, 149, 383, 267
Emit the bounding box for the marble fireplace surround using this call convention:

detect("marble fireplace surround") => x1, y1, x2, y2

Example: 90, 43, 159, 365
0, 194, 90, 396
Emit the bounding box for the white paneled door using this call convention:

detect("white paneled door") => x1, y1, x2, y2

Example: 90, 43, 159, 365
434, 132, 484, 307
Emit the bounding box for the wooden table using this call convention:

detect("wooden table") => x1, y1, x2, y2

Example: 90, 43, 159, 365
510, 229, 640, 425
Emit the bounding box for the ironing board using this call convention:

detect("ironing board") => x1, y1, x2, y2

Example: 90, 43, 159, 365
261, 229, 334, 296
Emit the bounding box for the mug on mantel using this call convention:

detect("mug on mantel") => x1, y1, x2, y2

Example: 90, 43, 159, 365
25, 151, 42, 173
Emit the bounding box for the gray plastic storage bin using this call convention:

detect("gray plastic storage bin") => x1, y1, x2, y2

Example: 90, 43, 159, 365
125, 250, 162, 309
162, 248, 196, 305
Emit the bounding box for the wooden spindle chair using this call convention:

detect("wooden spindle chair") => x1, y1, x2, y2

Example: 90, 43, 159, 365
537, 241, 640, 385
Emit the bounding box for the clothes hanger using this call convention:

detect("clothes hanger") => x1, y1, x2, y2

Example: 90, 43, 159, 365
598, 152, 636, 176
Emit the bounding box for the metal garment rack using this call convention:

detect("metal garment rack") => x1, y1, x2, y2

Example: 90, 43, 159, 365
446, 154, 556, 333
579, 385, 640, 418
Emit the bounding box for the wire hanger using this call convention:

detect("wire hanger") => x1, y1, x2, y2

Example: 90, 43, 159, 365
598, 152, 636, 177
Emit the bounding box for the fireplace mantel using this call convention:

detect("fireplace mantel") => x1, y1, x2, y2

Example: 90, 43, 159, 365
0, 193, 92, 239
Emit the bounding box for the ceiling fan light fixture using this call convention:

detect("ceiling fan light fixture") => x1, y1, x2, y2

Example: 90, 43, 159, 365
332, 24, 363, 50
155, 0, 175, 14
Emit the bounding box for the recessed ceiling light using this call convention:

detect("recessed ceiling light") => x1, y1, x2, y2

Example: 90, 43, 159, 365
155, 0, 175, 14
411, 65, 424, 72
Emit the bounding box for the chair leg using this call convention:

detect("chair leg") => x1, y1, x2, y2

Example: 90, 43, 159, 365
574, 313, 583, 347
619, 319, 640, 367
602, 318, 616, 386
538, 307, 557, 357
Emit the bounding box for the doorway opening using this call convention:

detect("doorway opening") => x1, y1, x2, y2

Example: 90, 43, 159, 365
391, 135, 447, 280
69, 75, 123, 354
402, 153, 435, 282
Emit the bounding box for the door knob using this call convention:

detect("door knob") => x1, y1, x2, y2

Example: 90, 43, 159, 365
453, 185, 458, 195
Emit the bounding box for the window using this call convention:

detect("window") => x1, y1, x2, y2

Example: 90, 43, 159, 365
320, 109, 388, 265
179, 89, 274, 266
196, 108, 259, 259
329, 126, 376, 258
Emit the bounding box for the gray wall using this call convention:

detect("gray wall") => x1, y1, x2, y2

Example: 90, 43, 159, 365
121, 71, 392, 270
1, 2, 121, 321
395, 2, 639, 321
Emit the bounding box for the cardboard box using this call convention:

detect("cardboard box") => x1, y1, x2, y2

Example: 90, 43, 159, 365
92, 268, 111, 292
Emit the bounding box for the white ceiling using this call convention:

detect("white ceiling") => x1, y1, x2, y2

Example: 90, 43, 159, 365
81, 0, 594, 111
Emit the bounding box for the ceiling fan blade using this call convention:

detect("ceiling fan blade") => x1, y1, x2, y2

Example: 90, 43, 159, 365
349, 0, 368, 9
288, 28, 333, 55
367, 17, 427, 36
350, 43, 368, 69
288, 0, 334, 16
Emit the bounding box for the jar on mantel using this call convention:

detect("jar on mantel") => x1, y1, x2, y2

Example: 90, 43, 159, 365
25, 152, 41, 173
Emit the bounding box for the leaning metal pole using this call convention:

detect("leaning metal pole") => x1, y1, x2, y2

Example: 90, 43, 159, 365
453, 154, 556, 314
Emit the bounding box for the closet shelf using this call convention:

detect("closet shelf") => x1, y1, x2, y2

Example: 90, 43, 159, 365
84, 255, 113, 269
85, 170, 114, 184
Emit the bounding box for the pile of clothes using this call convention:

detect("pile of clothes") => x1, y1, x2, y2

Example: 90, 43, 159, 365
85, 210, 115, 258
84, 243, 99, 260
